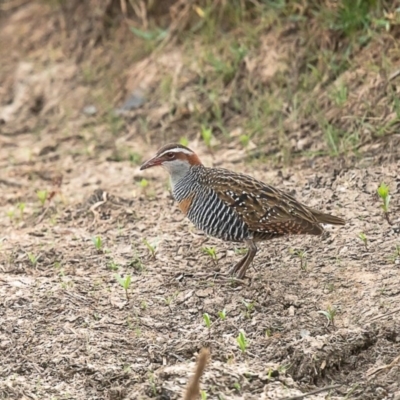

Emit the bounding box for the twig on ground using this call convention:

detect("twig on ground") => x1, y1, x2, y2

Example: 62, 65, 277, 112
183, 348, 210, 400
279, 384, 342, 400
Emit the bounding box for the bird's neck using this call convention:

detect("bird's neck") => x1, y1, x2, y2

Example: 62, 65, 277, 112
170, 165, 202, 199
169, 166, 192, 191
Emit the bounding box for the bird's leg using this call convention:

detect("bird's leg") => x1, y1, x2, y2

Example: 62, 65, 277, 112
229, 251, 249, 276
236, 240, 257, 279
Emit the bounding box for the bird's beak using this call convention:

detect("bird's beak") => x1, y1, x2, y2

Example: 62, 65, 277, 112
140, 156, 161, 170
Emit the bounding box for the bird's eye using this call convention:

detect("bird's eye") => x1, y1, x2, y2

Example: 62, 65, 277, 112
166, 152, 174, 159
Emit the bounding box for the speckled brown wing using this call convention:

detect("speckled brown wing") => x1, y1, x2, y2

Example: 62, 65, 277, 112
203, 168, 323, 239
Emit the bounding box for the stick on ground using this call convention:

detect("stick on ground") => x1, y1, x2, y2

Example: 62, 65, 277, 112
183, 348, 210, 400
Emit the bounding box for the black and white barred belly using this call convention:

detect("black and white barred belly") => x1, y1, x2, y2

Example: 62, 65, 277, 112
173, 176, 250, 242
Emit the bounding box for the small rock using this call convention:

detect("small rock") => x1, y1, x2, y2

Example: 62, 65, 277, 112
117, 89, 146, 112
83, 105, 97, 115
300, 329, 310, 338
196, 287, 214, 298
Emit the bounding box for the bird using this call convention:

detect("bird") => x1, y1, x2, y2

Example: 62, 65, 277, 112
140, 143, 345, 279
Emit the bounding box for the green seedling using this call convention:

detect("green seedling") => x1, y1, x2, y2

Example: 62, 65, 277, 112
241, 300, 254, 319
234, 247, 247, 255
203, 312, 212, 339
290, 249, 307, 270
36, 190, 48, 207
27, 253, 40, 266
17, 203, 26, 219
266, 368, 275, 380
236, 330, 248, 353
388, 245, 400, 263
326, 283, 335, 293
331, 83, 348, 106
202, 246, 217, 263
179, 137, 189, 146
233, 382, 241, 391
278, 364, 289, 374
130, 26, 167, 42
164, 291, 179, 307
129, 152, 142, 165
239, 134, 250, 148
358, 233, 368, 249
6, 209, 15, 221
218, 309, 226, 320
115, 274, 132, 300
92, 236, 103, 252
139, 178, 149, 188
138, 178, 153, 197
143, 238, 158, 259
129, 246, 144, 272
201, 126, 213, 149
318, 305, 337, 327
107, 260, 119, 271
200, 390, 207, 400
129, 255, 144, 272
377, 183, 391, 223
147, 372, 157, 396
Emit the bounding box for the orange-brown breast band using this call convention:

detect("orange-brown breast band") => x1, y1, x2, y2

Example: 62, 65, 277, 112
178, 193, 195, 215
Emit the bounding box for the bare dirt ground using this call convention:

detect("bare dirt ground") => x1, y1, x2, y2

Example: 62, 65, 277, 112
1, 2, 400, 400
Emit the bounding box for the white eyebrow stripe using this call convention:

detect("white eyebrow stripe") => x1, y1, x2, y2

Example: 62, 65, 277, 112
158, 148, 193, 156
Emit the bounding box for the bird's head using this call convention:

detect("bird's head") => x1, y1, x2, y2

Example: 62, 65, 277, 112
140, 144, 202, 177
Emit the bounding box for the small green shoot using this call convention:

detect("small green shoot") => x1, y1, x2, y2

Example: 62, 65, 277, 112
202, 246, 217, 263
164, 291, 179, 308
234, 247, 247, 255
138, 178, 150, 194
6, 209, 15, 221
129, 152, 142, 165
115, 274, 132, 300
143, 238, 158, 259
129, 246, 144, 272
325, 283, 335, 293
278, 364, 289, 374
201, 126, 213, 149
107, 260, 119, 271
179, 137, 189, 146
36, 190, 48, 207
139, 178, 149, 189
92, 236, 103, 252
200, 390, 207, 400
387, 245, 400, 263
239, 134, 250, 148
17, 203, 26, 219
147, 372, 157, 396
218, 309, 226, 320
331, 83, 348, 106
233, 382, 241, 391
241, 300, 254, 318
377, 183, 391, 223
358, 233, 368, 249
138, 178, 152, 197
203, 313, 211, 330
236, 330, 248, 353
290, 248, 308, 270
318, 305, 337, 327
27, 253, 40, 266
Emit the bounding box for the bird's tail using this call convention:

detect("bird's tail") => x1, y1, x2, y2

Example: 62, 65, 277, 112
311, 209, 345, 226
